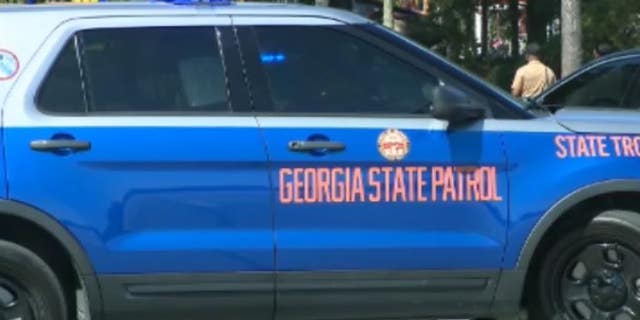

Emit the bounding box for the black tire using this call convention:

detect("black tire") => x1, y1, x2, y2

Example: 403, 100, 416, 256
0, 240, 68, 320
529, 210, 640, 320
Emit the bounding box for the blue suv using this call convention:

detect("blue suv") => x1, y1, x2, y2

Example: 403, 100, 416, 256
0, 2, 639, 320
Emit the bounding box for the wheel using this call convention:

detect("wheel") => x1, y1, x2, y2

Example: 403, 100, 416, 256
529, 210, 640, 320
0, 240, 68, 320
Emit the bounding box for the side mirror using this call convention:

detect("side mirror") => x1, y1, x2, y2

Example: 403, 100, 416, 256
432, 85, 485, 124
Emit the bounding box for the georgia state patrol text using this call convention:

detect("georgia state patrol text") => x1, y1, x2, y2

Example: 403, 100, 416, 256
279, 165, 502, 204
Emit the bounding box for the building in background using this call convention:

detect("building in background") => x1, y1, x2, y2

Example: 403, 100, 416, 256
473, 0, 527, 57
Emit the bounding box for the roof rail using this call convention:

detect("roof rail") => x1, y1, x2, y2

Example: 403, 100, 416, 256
160, 0, 233, 5
23, 0, 106, 3
23, 0, 233, 5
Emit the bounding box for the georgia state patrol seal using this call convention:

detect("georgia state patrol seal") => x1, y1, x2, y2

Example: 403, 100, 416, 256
377, 129, 410, 161
0, 49, 19, 81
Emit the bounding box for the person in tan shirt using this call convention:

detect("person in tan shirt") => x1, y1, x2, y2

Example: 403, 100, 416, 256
511, 43, 556, 98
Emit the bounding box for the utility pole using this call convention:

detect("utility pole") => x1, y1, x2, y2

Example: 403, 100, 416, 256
481, 0, 489, 57
383, 0, 393, 28
561, 0, 582, 76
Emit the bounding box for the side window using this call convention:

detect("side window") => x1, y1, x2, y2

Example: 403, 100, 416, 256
544, 59, 640, 108
38, 39, 84, 113
38, 27, 229, 114
626, 79, 640, 109
253, 26, 439, 114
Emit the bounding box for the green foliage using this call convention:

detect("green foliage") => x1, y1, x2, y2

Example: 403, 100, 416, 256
427, 0, 476, 60
582, 0, 640, 54
416, 0, 639, 86
526, 0, 559, 44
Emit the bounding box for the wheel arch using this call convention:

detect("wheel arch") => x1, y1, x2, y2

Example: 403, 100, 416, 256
0, 200, 102, 319
492, 179, 640, 316
517, 179, 640, 270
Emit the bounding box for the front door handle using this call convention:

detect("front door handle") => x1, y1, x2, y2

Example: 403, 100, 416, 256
30, 139, 91, 152
288, 140, 346, 152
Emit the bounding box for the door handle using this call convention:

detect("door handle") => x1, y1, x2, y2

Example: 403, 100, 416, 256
288, 140, 346, 152
30, 139, 91, 152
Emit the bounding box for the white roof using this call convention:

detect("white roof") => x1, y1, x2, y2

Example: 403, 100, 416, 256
0, 2, 371, 106
0, 2, 370, 24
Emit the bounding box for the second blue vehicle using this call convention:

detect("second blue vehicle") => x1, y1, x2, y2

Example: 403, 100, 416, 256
0, 1, 639, 320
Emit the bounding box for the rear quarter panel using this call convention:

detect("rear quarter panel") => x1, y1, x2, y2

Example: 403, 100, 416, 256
0, 13, 57, 199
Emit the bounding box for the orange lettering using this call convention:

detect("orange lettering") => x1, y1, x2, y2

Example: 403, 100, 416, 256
431, 166, 444, 201
405, 166, 417, 202
586, 135, 598, 157
381, 167, 393, 202
282, 165, 503, 204
622, 136, 635, 156
466, 170, 481, 201
317, 168, 331, 202
576, 137, 590, 157
351, 167, 365, 202
392, 167, 407, 202
344, 168, 352, 202
476, 167, 491, 201
596, 136, 610, 157
565, 135, 577, 157
303, 168, 317, 203
442, 167, 456, 202
417, 167, 428, 202
293, 168, 304, 203
368, 167, 382, 202
634, 137, 640, 157
456, 168, 465, 201
279, 168, 293, 204
555, 135, 568, 159
489, 167, 502, 201
610, 136, 623, 156
331, 168, 345, 202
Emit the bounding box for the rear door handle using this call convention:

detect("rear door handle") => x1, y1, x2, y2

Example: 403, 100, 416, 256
288, 140, 346, 152
30, 139, 91, 152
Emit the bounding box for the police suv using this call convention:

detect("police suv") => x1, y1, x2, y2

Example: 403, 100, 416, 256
0, 2, 639, 320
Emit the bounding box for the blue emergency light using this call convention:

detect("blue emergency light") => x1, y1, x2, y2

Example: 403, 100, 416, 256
260, 53, 286, 64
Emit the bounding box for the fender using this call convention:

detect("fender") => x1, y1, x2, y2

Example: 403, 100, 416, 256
0, 200, 102, 320
516, 179, 640, 269
492, 179, 640, 315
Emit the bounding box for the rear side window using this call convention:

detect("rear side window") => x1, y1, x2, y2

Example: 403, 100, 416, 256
37, 27, 229, 114
252, 26, 439, 115
38, 40, 84, 113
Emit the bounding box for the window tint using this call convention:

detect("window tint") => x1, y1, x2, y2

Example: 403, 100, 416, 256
38, 27, 229, 113
544, 59, 640, 108
38, 39, 84, 113
253, 26, 439, 114
627, 79, 640, 109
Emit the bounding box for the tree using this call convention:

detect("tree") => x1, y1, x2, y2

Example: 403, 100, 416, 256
582, 0, 640, 55
561, 0, 582, 76
509, 0, 519, 58
527, 0, 558, 45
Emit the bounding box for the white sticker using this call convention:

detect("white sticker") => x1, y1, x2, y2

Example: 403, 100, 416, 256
0, 49, 19, 81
